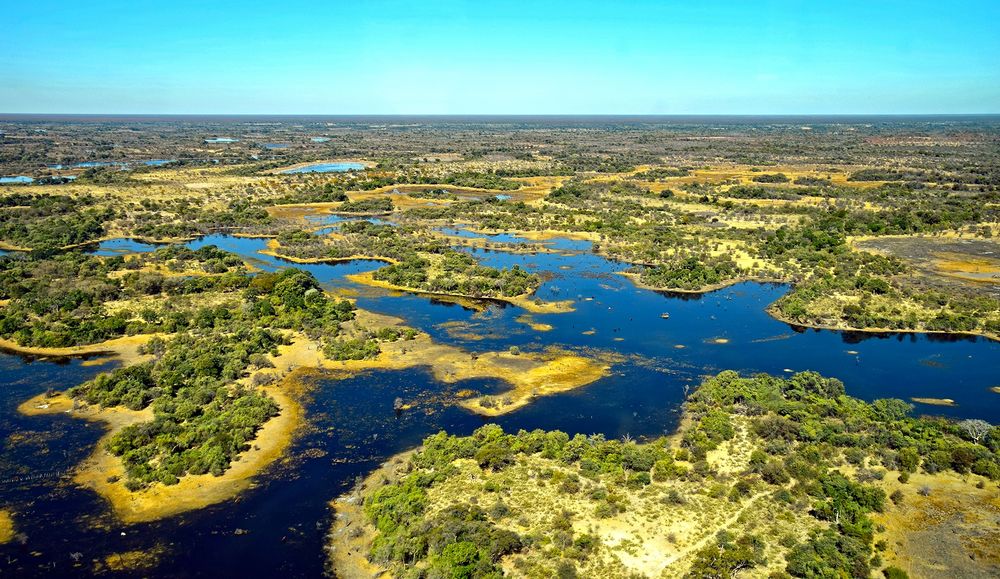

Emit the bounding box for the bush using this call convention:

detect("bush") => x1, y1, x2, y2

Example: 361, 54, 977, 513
475, 443, 515, 471
752, 173, 790, 183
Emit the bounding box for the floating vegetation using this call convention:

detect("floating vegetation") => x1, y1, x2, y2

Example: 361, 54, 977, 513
516, 314, 554, 332
0, 510, 14, 545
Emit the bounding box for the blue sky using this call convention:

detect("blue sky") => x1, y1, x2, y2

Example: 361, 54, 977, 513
2, 0, 998, 114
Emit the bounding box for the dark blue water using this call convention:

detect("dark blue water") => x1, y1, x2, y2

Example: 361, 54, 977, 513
85, 229, 1000, 420
1, 226, 997, 576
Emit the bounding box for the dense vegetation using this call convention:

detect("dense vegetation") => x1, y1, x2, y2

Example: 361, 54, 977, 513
78, 329, 284, 488
0, 247, 252, 348
353, 371, 999, 577
0, 194, 111, 250
637, 256, 743, 291
60, 266, 360, 488
372, 250, 539, 299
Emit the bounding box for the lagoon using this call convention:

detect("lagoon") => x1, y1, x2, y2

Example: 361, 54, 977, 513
281, 162, 365, 174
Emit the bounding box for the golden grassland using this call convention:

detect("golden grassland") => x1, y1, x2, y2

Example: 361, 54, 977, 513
873, 471, 1000, 577
0, 240, 32, 251
851, 235, 1000, 290
94, 544, 167, 573
931, 251, 1000, 283
328, 421, 820, 578
453, 349, 614, 416
448, 223, 601, 245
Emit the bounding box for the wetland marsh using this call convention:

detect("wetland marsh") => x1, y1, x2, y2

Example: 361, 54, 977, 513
0, 115, 997, 577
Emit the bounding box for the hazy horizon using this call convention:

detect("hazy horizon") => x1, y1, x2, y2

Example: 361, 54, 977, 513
2, 113, 999, 120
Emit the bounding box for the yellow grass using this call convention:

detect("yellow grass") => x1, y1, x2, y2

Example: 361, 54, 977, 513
454, 349, 613, 416
96, 545, 167, 573
873, 471, 1000, 576
515, 314, 554, 332
0, 510, 14, 544
277, 324, 611, 418
931, 251, 1000, 283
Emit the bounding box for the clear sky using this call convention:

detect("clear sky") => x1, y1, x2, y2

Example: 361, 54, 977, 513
3, 0, 998, 114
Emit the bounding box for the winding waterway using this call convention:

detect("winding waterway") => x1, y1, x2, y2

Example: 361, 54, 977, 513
1, 223, 997, 576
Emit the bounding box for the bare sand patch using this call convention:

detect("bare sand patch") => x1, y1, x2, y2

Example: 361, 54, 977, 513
910, 397, 957, 407
0, 334, 157, 366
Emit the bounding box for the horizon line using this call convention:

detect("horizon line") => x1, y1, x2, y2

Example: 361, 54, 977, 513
2, 112, 1000, 117
2, 113, 1000, 125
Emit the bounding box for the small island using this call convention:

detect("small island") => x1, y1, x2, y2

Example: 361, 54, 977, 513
329, 371, 1000, 578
